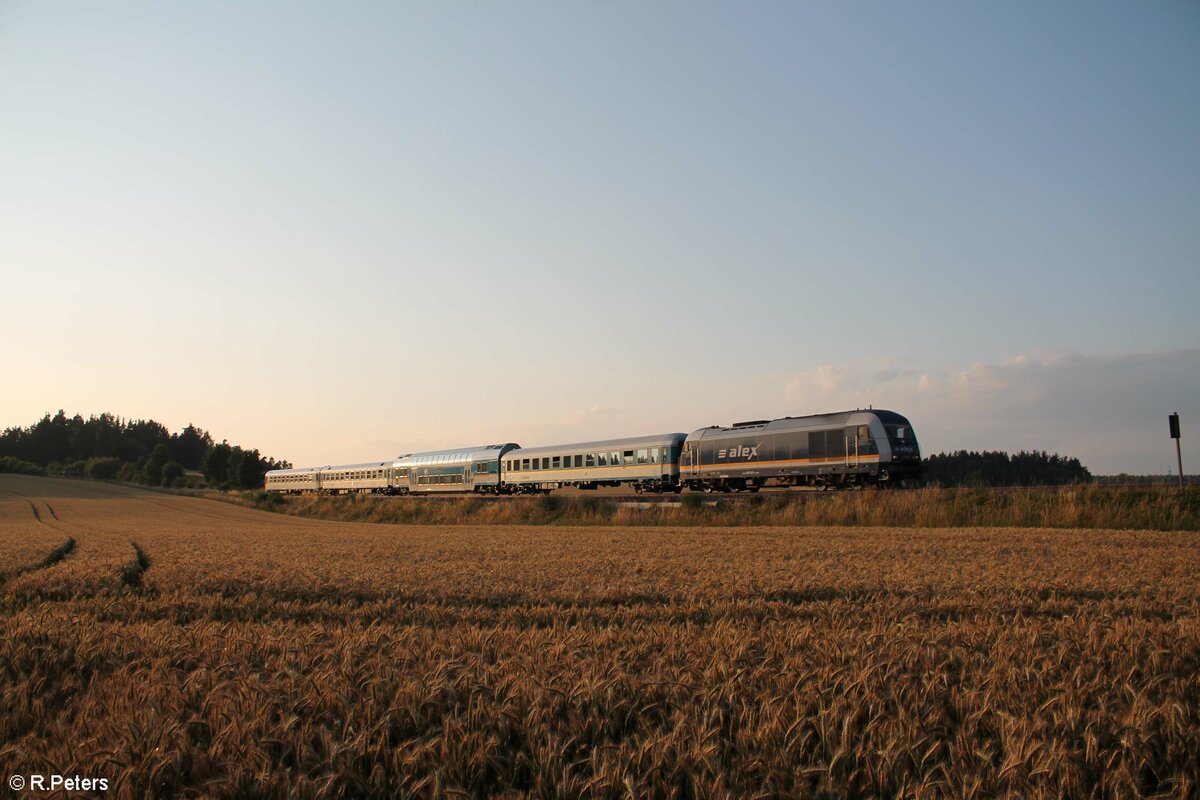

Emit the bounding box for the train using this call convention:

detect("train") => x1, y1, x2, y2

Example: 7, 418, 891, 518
264, 408, 921, 495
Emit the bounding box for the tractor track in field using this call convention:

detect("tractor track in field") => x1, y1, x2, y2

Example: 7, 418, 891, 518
0, 487, 61, 525
119, 542, 152, 591
0, 536, 77, 586
0, 487, 82, 586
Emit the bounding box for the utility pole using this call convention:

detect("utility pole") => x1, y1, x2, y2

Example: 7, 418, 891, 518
1169, 413, 1183, 489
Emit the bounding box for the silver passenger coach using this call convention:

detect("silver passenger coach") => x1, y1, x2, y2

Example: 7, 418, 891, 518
392, 444, 519, 494
263, 467, 320, 493
503, 433, 686, 493
318, 461, 392, 494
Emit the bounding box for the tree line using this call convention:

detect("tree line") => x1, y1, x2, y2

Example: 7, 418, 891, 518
0, 411, 290, 489
921, 449, 1091, 487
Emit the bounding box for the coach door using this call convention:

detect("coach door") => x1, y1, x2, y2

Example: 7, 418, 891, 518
847, 425, 868, 468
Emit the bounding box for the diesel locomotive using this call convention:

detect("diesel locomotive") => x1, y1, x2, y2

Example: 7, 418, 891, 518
264, 408, 920, 495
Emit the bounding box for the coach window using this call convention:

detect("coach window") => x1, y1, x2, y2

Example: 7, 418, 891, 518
551, 456, 560, 469
532, 459, 540, 470
585, 454, 596, 467
541, 457, 549, 469
637, 449, 648, 464
623, 450, 634, 464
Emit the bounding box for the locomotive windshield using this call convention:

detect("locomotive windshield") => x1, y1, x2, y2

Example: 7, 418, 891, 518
886, 424, 914, 443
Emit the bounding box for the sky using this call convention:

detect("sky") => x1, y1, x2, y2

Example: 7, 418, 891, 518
1, 1, 1197, 475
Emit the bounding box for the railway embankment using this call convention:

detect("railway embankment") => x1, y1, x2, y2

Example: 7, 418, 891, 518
232, 485, 1200, 531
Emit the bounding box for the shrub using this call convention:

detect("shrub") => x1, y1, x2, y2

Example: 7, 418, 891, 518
85, 457, 122, 480
161, 461, 185, 485
0, 456, 44, 475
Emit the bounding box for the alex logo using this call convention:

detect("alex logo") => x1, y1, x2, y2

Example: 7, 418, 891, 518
717, 444, 760, 460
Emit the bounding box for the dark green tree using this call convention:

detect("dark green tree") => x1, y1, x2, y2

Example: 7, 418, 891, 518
142, 444, 170, 485
204, 442, 233, 487
169, 425, 213, 470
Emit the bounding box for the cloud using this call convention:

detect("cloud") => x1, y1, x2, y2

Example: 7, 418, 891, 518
784, 365, 849, 403
781, 349, 1200, 474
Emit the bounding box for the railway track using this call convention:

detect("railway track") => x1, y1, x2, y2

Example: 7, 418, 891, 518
287, 488, 882, 504
272, 482, 1124, 504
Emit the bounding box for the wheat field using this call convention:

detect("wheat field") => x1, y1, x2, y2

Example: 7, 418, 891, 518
1, 474, 1197, 799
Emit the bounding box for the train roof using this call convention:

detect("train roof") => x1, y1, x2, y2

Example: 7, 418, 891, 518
689, 409, 912, 438
264, 466, 319, 476
508, 433, 687, 459
394, 444, 519, 467
319, 461, 392, 471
